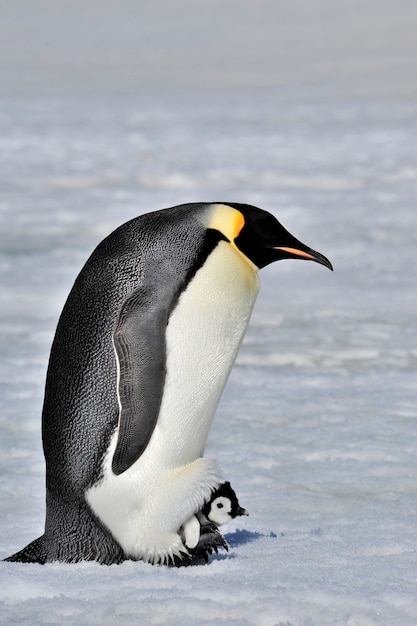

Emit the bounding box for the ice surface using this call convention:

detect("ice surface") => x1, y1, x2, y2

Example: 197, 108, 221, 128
1, 1, 417, 620
0, 92, 415, 626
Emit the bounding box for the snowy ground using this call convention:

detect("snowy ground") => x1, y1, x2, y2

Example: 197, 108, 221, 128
1, 1, 417, 624
0, 93, 416, 626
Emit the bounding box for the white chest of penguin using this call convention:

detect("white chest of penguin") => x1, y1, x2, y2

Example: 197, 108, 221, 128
157, 241, 259, 464
87, 242, 259, 562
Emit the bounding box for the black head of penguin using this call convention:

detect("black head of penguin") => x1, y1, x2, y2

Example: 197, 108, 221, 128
220, 203, 333, 271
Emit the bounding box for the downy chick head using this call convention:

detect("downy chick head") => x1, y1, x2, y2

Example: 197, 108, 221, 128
203, 482, 248, 527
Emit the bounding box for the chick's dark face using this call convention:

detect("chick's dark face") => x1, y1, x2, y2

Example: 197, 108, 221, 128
232, 203, 333, 271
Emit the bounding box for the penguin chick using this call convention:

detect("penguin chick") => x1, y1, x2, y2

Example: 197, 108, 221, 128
201, 481, 249, 527
181, 482, 248, 553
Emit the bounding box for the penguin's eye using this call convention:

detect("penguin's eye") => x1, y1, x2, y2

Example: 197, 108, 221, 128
216, 502, 224, 509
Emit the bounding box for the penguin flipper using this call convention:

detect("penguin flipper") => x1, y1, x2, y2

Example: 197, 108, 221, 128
111, 287, 168, 475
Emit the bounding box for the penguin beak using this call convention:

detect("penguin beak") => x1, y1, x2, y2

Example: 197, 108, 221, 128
235, 506, 249, 517
273, 244, 333, 271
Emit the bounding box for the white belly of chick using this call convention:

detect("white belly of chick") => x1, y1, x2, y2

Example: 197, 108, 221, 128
86, 242, 259, 563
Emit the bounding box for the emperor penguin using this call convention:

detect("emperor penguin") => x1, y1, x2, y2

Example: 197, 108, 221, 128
5, 202, 332, 566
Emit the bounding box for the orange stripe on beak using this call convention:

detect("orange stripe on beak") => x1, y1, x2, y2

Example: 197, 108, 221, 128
274, 246, 318, 261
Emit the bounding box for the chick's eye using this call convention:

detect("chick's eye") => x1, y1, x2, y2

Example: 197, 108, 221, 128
216, 502, 224, 509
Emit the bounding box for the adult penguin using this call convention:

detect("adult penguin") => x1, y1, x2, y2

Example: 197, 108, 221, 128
5, 202, 332, 565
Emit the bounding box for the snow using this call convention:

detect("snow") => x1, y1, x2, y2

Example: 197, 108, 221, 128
1, 94, 415, 626
1, 1, 417, 624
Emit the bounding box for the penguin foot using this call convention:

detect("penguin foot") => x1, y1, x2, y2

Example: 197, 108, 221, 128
196, 522, 229, 555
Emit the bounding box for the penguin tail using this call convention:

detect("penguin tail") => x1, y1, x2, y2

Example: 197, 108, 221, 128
4, 536, 48, 564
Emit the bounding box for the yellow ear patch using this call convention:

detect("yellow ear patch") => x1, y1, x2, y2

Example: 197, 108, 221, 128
207, 203, 245, 242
